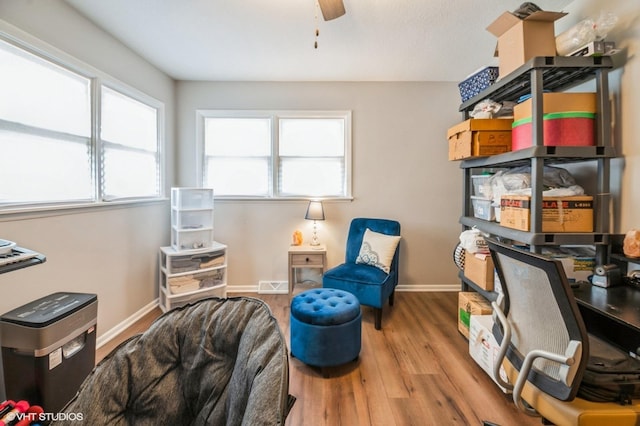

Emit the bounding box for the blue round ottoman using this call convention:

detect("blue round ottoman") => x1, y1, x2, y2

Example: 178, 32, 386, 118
290, 288, 361, 368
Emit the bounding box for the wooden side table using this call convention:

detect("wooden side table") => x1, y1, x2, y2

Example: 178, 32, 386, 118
288, 244, 327, 295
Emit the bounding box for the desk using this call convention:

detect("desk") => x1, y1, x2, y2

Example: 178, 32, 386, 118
288, 245, 327, 296
572, 282, 640, 356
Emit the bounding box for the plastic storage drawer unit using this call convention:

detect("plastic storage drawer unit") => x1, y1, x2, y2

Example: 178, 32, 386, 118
0, 292, 97, 414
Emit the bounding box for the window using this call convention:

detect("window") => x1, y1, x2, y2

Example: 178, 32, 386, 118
198, 111, 351, 199
0, 36, 163, 208
0, 39, 93, 204
204, 115, 272, 197
101, 86, 161, 200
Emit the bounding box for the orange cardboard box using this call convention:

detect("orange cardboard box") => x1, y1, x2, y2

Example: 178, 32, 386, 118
447, 119, 513, 161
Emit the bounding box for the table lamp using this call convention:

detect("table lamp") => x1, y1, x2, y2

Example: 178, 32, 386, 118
305, 200, 325, 247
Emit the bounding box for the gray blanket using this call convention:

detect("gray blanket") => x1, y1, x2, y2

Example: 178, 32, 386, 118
53, 297, 294, 425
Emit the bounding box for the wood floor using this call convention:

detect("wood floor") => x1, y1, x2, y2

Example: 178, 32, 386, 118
96, 292, 543, 426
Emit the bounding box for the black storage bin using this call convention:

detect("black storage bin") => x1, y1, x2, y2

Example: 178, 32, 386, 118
0, 292, 97, 413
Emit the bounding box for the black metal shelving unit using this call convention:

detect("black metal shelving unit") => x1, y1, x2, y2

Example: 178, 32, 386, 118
457, 56, 617, 291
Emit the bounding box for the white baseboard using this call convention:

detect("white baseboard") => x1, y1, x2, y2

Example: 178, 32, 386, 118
96, 298, 159, 349
227, 285, 260, 293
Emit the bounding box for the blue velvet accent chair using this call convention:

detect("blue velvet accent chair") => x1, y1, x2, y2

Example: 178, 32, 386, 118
322, 218, 401, 330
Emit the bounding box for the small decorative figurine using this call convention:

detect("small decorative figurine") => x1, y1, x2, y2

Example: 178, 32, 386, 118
623, 229, 640, 258
292, 230, 303, 246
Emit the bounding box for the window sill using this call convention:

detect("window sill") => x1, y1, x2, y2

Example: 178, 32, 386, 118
0, 198, 169, 222
213, 196, 354, 203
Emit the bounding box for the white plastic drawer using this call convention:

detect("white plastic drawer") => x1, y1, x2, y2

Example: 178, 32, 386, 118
167, 268, 226, 295
171, 188, 214, 210
167, 251, 225, 274
171, 209, 214, 230
160, 284, 226, 312
171, 228, 214, 251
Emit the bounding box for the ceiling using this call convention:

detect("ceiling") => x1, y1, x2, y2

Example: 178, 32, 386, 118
64, 0, 574, 82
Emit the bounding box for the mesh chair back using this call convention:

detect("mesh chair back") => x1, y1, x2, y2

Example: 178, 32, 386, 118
489, 240, 589, 401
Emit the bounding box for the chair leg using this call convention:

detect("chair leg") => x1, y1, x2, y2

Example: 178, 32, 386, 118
374, 308, 382, 330
389, 290, 395, 306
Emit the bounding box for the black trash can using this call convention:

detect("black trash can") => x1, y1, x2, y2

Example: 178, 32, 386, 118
0, 292, 97, 413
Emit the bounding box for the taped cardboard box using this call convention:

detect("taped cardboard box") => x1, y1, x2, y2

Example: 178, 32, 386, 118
464, 252, 494, 291
500, 195, 594, 232
513, 93, 597, 122
458, 292, 493, 339
447, 118, 513, 161
469, 315, 510, 393
486, 10, 567, 77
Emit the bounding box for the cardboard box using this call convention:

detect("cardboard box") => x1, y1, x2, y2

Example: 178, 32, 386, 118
541, 246, 596, 282
512, 113, 595, 150
500, 195, 594, 232
513, 93, 597, 122
458, 292, 493, 339
487, 10, 567, 77
464, 252, 494, 291
469, 315, 510, 393
447, 119, 513, 161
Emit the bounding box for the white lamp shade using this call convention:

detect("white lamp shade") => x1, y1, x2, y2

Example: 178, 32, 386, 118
305, 201, 325, 221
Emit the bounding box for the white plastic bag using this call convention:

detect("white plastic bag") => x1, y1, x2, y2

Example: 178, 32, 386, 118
459, 228, 489, 254
556, 11, 619, 56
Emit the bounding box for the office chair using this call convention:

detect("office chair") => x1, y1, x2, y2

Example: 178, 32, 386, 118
488, 240, 640, 425
322, 218, 401, 330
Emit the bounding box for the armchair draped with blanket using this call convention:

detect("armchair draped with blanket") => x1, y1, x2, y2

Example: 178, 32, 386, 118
53, 297, 295, 426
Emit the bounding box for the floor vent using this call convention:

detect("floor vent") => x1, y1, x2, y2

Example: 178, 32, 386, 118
258, 280, 289, 294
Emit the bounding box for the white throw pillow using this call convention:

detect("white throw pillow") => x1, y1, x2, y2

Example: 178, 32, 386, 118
355, 228, 401, 273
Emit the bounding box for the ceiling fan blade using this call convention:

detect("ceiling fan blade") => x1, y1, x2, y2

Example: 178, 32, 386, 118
318, 0, 345, 21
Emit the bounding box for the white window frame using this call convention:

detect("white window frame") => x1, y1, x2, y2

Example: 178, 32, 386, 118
0, 25, 165, 213
196, 110, 352, 200
98, 83, 165, 202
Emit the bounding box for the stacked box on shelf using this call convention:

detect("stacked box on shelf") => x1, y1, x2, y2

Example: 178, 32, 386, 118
469, 315, 510, 393
458, 292, 493, 339
500, 195, 594, 232
511, 93, 597, 151
486, 9, 567, 77
447, 118, 513, 161
464, 252, 494, 291
471, 196, 495, 221
458, 67, 499, 102
470, 174, 495, 221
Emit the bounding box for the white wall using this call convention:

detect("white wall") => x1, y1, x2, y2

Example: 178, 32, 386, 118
0, 0, 175, 337
176, 81, 464, 289
561, 0, 640, 233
